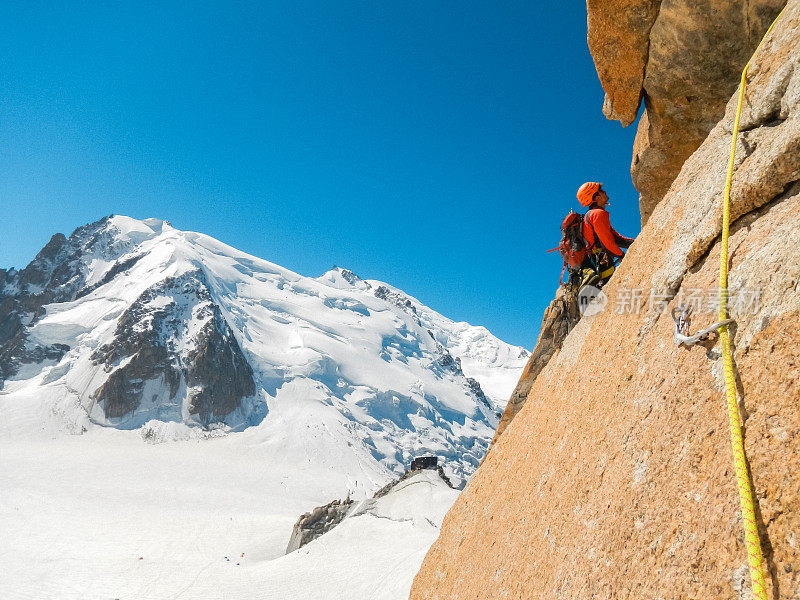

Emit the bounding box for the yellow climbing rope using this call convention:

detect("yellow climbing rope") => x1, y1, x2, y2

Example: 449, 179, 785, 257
720, 7, 785, 600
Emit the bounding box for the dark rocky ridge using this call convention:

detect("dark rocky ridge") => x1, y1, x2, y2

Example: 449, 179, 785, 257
0, 217, 120, 384
90, 270, 256, 424
373, 461, 455, 498
284, 497, 355, 553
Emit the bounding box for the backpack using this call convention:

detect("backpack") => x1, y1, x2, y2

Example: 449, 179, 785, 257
547, 211, 591, 284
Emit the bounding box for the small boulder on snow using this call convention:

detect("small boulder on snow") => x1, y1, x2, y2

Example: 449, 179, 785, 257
285, 458, 455, 555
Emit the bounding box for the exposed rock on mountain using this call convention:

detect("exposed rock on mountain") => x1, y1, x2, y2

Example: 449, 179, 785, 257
286, 459, 454, 554
257, 468, 459, 600
285, 497, 354, 553
586, 0, 660, 128
90, 270, 255, 423
411, 2, 800, 598
588, 0, 786, 222
0, 217, 140, 384
0, 218, 258, 427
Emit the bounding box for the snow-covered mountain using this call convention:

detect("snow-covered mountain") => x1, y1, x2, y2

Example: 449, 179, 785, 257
0, 215, 528, 484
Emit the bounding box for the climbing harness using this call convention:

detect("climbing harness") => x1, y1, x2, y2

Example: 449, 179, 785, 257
670, 305, 734, 347
716, 7, 785, 599
576, 257, 616, 292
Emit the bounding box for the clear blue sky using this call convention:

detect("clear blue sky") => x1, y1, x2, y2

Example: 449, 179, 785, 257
0, 1, 640, 349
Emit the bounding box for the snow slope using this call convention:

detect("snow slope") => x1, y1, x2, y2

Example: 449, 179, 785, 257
1, 215, 528, 483
186, 469, 458, 600
1, 433, 455, 600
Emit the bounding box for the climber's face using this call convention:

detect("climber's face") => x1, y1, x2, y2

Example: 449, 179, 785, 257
595, 189, 610, 207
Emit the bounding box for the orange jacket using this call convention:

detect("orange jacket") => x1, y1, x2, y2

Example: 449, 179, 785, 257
583, 206, 634, 258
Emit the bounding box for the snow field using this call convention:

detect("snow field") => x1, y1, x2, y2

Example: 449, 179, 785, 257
1, 430, 457, 600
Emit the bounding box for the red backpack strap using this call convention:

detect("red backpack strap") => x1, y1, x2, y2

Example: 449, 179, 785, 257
583, 208, 598, 249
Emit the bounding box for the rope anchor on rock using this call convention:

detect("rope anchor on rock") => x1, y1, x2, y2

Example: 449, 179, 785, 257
671, 304, 734, 347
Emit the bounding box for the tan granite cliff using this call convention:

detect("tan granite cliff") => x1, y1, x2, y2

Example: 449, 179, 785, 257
490, 289, 580, 447
410, 3, 800, 598
589, 0, 786, 223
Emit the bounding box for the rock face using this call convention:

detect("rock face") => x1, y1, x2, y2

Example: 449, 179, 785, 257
0, 218, 143, 384
586, 0, 660, 127
410, 3, 800, 598
90, 270, 255, 424
588, 0, 786, 223
285, 497, 355, 553
490, 288, 580, 446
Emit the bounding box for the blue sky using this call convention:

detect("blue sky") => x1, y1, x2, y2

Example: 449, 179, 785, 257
0, 1, 640, 349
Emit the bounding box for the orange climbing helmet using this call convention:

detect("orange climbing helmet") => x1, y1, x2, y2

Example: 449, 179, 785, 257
576, 181, 602, 207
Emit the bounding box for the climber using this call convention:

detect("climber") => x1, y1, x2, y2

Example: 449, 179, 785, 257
575, 181, 634, 289
549, 182, 635, 291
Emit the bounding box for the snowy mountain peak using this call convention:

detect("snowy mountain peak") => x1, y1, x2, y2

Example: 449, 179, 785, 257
0, 216, 528, 485
107, 214, 172, 240
316, 266, 371, 291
